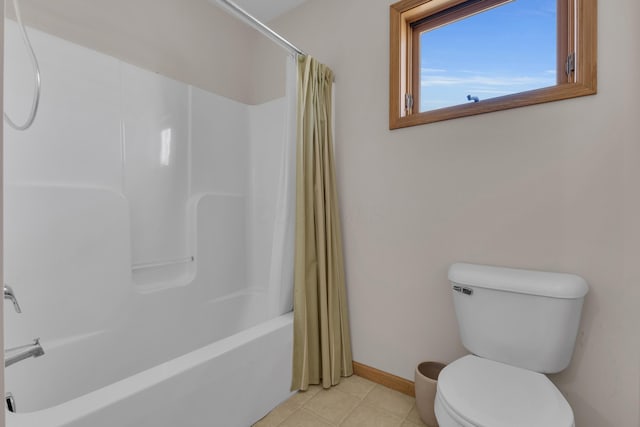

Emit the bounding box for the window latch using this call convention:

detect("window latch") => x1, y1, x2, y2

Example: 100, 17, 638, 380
405, 93, 414, 113
566, 52, 576, 77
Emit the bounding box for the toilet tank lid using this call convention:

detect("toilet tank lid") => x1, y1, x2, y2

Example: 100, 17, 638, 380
448, 263, 589, 299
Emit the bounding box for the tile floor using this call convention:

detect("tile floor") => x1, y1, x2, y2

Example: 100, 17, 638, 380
253, 375, 431, 427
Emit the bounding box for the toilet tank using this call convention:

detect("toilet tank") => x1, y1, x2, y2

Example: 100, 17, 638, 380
448, 263, 588, 374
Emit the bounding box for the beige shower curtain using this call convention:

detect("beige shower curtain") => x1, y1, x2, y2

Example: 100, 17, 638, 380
291, 56, 353, 391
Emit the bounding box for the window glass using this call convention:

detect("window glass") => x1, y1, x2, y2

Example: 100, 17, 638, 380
419, 0, 557, 112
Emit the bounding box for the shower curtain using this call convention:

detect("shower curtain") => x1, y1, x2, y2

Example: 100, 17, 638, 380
291, 55, 353, 391
267, 54, 297, 317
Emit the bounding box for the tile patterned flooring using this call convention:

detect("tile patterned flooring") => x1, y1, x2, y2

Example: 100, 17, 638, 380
253, 375, 431, 427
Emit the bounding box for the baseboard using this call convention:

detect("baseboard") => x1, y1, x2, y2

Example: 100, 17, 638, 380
352, 361, 415, 397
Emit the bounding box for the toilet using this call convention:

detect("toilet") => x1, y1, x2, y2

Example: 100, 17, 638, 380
434, 263, 588, 427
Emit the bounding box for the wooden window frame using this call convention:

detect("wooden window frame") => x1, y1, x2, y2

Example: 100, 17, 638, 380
389, 0, 597, 129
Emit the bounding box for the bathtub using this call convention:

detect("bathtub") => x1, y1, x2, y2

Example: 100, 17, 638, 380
6, 295, 294, 427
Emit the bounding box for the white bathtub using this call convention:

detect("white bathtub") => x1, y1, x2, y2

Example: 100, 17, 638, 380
6, 304, 294, 427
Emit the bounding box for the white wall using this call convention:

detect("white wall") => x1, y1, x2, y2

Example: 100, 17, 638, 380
269, 1, 640, 426
5, 0, 259, 104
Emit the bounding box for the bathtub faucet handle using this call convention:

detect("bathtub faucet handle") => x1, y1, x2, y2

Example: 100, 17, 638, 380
3, 285, 22, 313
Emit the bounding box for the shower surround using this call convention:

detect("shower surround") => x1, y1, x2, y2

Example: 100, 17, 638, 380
4, 20, 294, 426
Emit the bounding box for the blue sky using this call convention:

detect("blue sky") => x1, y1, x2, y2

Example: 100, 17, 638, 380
419, 0, 557, 111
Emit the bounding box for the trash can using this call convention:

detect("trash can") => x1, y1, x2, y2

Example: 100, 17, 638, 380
414, 361, 446, 427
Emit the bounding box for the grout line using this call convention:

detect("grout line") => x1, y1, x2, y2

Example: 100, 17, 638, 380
336, 380, 370, 426
259, 377, 418, 427
336, 398, 359, 426
353, 361, 415, 397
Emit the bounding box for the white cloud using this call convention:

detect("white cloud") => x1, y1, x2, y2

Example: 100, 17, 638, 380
421, 67, 447, 73
421, 74, 554, 88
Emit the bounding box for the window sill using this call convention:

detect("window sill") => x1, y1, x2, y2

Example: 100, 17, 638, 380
389, 81, 597, 129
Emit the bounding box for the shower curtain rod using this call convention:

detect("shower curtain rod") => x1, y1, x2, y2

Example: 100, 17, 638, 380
215, 0, 306, 56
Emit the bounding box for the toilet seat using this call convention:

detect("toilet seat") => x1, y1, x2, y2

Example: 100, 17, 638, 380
436, 355, 574, 427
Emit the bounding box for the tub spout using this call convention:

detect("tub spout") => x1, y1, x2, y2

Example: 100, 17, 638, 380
3, 285, 22, 313
5, 338, 45, 368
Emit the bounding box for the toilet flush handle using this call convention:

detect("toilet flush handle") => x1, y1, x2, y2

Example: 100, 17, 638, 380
453, 285, 473, 296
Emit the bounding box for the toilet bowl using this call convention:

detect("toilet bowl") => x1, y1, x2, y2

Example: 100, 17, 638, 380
434, 355, 574, 427
435, 263, 588, 427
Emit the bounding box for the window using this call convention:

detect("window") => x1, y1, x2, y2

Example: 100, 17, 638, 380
389, 0, 597, 129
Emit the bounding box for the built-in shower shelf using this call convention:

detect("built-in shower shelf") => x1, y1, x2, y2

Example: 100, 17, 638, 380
132, 256, 195, 271
132, 256, 197, 293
